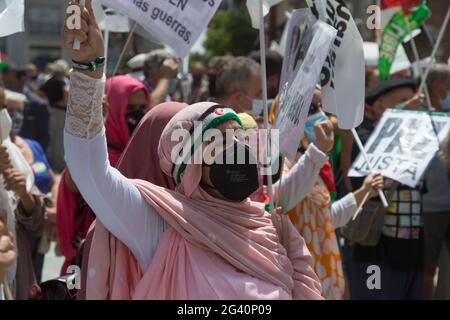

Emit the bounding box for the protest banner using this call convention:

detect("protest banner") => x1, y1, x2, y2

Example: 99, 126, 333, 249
349, 109, 450, 188
98, 0, 222, 58
305, 0, 365, 130
273, 9, 336, 160
0, 0, 25, 37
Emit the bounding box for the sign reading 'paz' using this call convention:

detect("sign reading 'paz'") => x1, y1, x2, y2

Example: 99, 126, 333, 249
349, 109, 450, 188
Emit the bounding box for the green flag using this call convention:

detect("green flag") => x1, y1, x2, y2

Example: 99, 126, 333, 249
379, 1, 431, 81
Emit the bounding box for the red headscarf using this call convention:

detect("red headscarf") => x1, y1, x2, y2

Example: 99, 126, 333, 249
105, 75, 150, 167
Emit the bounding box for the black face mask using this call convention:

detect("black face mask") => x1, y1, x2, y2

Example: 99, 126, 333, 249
126, 110, 145, 135
206, 142, 259, 202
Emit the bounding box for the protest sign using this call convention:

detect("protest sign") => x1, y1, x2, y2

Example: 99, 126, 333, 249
273, 9, 336, 160
98, 0, 222, 57
349, 109, 450, 188
305, 0, 365, 130
0, 0, 24, 37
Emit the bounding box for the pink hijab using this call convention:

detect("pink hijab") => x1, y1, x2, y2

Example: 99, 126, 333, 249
105, 75, 150, 167
87, 102, 322, 300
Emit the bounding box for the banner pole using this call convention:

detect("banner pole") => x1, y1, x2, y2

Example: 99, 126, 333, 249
259, 0, 275, 215
403, 16, 432, 109
418, 7, 450, 95
351, 128, 389, 208
107, 21, 138, 98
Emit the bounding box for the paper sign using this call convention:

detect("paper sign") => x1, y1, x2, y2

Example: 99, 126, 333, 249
349, 109, 450, 187
274, 9, 336, 159
306, 0, 365, 130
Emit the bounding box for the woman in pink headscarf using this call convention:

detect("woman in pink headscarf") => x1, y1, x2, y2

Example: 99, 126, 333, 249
63, 1, 322, 300
57, 76, 149, 274
75, 101, 187, 300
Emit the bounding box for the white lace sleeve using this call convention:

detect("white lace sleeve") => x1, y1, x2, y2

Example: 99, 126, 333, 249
65, 71, 105, 139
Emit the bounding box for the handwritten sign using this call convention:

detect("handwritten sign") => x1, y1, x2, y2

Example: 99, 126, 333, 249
349, 109, 450, 187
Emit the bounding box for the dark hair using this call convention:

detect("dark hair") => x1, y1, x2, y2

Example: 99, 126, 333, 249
250, 50, 283, 78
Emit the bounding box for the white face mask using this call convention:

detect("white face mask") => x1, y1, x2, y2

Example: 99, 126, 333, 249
0, 109, 12, 142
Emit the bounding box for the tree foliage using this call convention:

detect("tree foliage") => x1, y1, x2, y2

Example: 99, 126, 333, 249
203, 10, 258, 58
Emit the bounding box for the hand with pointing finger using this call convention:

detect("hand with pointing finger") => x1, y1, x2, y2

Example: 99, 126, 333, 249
63, 0, 104, 78
314, 120, 335, 153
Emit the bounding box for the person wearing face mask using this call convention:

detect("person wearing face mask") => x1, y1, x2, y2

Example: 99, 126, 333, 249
3, 89, 56, 284
0, 87, 46, 300
104, 75, 150, 167
345, 79, 428, 300
265, 89, 384, 300
62, 3, 323, 299
215, 57, 264, 115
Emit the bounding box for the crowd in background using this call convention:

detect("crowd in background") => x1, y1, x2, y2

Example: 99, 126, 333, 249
1, 37, 450, 299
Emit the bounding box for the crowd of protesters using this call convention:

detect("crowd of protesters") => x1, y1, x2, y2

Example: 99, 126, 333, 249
1, 1, 450, 301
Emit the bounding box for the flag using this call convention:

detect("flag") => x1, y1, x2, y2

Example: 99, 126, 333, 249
246, 0, 283, 29
379, 0, 431, 81
0, 0, 25, 37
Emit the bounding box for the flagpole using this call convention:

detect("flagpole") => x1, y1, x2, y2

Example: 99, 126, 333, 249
418, 7, 450, 96
107, 21, 138, 97
403, 16, 432, 109
259, 0, 275, 215
351, 129, 389, 208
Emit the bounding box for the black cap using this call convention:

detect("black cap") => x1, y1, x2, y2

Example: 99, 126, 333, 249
366, 78, 417, 106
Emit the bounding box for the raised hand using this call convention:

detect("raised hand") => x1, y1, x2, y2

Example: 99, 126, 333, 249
314, 120, 335, 153
63, 0, 104, 76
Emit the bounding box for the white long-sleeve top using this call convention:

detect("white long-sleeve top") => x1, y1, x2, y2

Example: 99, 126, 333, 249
64, 71, 328, 272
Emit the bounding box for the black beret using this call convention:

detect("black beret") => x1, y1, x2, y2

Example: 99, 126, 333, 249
366, 78, 417, 106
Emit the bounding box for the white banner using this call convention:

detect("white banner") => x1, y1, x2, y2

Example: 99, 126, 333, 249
349, 109, 450, 187
0, 0, 24, 38
306, 0, 365, 130
98, 0, 222, 57
274, 9, 336, 159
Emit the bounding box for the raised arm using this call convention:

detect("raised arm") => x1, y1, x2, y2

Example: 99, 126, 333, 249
62, 0, 163, 271
274, 121, 334, 212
